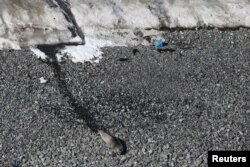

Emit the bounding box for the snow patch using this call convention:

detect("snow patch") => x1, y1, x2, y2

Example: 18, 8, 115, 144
57, 37, 115, 63
30, 47, 48, 60
30, 37, 118, 63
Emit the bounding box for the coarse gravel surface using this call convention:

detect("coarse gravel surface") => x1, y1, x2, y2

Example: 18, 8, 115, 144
0, 28, 249, 167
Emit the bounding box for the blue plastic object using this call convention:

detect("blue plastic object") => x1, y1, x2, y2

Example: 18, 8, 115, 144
153, 40, 165, 47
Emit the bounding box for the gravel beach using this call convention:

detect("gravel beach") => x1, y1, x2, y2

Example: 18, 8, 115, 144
0, 28, 249, 167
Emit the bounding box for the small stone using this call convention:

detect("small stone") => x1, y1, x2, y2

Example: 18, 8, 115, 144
148, 150, 153, 154
99, 130, 123, 154
194, 155, 204, 166
39, 77, 48, 84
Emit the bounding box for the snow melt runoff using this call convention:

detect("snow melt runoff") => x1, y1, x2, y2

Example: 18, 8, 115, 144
1, 0, 250, 62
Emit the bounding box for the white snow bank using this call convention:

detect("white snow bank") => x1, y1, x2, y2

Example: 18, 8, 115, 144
0, 0, 81, 50
31, 37, 118, 63
72, 0, 250, 29
39, 77, 48, 84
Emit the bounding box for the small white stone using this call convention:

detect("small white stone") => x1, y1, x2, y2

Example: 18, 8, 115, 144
39, 77, 48, 84
239, 131, 243, 135
179, 118, 184, 122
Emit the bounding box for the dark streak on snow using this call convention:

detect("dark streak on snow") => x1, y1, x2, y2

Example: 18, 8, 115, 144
54, 0, 85, 44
